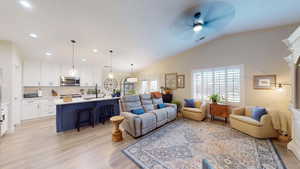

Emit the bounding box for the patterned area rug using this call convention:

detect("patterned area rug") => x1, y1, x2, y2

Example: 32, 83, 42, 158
122, 119, 286, 169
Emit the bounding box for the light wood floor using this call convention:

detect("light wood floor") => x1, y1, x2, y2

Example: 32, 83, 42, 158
0, 117, 299, 169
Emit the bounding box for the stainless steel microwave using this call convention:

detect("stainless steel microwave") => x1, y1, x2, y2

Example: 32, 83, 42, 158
60, 76, 80, 86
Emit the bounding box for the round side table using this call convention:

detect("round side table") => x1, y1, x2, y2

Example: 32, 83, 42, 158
110, 116, 125, 142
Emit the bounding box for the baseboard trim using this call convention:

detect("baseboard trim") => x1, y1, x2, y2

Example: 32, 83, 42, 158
287, 140, 300, 160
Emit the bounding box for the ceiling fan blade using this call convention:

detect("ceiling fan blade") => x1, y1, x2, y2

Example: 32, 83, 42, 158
202, 1, 235, 22
204, 14, 234, 31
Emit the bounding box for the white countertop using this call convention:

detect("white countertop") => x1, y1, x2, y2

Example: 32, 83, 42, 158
54, 97, 120, 105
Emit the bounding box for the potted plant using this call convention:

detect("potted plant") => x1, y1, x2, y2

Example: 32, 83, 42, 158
171, 100, 182, 112
209, 94, 220, 104
112, 89, 121, 97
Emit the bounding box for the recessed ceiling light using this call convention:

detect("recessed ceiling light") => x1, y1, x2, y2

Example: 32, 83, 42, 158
29, 33, 37, 39
82, 58, 87, 62
45, 52, 52, 56
19, 0, 32, 9
93, 49, 99, 53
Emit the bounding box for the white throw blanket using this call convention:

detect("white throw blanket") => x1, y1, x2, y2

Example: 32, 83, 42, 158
268, 110, 291, 136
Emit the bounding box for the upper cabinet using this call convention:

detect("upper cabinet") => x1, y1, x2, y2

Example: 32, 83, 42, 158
79, 65, 102, 87
79, 65, 94, 86
41, 63, 60, 86
23, 61, 60, 87
23, 61, 41, 86
23, 60, 102, 87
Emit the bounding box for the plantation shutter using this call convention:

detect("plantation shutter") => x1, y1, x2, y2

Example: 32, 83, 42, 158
192, 65, 242, 103
226, 66, 241, 103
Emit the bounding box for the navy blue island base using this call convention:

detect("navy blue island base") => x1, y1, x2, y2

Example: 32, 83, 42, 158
56, 98, 120, 132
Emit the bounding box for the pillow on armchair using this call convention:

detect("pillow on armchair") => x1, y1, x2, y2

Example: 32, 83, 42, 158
184, 99, 195, 108
194, 100, 202, 108
252, 107, 267, 121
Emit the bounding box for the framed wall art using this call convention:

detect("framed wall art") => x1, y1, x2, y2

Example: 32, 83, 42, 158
253, 75, 276, 90
165, 73, 177, 90
177, 74, 185, 88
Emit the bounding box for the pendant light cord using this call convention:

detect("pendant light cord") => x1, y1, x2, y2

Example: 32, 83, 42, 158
110, 50, 113, 73
71, 40, 76, 71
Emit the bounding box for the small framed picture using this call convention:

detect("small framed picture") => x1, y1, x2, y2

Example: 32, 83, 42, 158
177, 74, 185, 88
165, 73, 177, 90
253, 75, 276, 90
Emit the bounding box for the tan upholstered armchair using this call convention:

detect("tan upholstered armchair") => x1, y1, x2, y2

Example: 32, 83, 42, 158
182, 101, 207, 121
230, 106, 278, 138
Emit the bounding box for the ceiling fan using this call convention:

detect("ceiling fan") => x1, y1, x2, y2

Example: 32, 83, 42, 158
174, 1, 235, 42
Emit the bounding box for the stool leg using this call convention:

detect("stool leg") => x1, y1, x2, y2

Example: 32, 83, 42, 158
91, 110, 95, 128
100, 106, 105, 125
77, 111, 80, 132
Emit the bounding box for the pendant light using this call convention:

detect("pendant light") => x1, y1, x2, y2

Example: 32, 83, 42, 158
108, 49, 114, 79
127, 64, 138, 83
69, 40, 78, 77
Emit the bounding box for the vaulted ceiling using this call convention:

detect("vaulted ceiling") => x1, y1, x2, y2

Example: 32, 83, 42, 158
0, 0, 299, 71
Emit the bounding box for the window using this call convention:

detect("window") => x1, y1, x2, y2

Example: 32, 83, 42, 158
150, 80, 158, 92
140, 80, 158, 93
192, 65, 242, 103
140, 81, 148, 94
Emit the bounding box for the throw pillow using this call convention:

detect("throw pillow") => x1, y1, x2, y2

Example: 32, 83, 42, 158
252, 107, 267, 121
184, 99, 195, 108
158, 103, 166, 109
194, 101, 202, 108
151, 92, 162, 98
131, 108, 145, 115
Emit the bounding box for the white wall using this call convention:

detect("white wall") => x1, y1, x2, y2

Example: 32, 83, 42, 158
0, 40, 23, 132
138, 24, 298, 113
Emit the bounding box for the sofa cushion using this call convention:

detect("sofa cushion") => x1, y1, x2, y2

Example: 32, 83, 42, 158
184, 99, 195, 108
143, 104, 154, 112
131, 108, 145, 115
121, 95, 143, 112
182, 107, 202, 113
152, 97, 163, 105
158, 103, 166, 109
152, 109, 168, 127
140, 94, 153, 105
163, 106, 177, 121
252, 107, 267, 121
230, 114, 262, 127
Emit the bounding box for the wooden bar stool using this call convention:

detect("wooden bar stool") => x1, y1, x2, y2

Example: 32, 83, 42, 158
99, 104, 115, 124
76, 108, 94, 132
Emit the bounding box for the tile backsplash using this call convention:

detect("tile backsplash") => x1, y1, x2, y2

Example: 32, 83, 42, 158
24, 86, 100, 97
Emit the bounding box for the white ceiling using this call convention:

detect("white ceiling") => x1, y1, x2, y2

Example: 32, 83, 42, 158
0, 0, 300, 71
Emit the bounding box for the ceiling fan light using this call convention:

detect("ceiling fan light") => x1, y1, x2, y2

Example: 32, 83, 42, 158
193, 23, 203, 32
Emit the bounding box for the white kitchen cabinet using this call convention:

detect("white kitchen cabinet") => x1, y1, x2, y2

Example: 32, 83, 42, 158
93, 67, 102, 86
23, 61, 41, 86
60, 64, 73, 77
23, 60, 102, 87
79, 65, 94, 86
39, 100, 56, 117
41, 63, 60, 86
22, 99, 56, 120
22, 100, 39, 120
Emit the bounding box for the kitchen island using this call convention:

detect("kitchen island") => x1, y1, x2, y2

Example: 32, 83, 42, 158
55, 97, 120, 132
